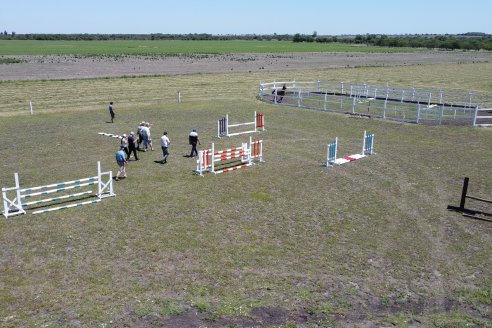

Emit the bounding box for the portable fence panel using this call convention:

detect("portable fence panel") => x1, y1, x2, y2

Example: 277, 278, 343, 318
260, 81, 491, 126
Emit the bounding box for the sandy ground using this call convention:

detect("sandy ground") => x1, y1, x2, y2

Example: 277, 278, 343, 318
1, 51, 492, 81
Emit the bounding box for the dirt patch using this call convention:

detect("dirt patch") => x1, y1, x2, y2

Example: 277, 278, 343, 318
1, 51, 491, 81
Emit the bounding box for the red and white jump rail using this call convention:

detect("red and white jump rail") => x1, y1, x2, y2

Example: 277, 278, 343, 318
217, 111, 265, 138
2, 162, 115, 218
326, 131, 375, 167
195, 136, 264, 176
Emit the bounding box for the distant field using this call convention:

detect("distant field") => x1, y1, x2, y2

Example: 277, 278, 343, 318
0, 40, 422, 56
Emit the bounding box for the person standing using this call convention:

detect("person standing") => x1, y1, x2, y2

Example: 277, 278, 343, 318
120, 134, 130, 160
188, 128, 201, 157
108, 102, 115, 123
137, 121, 145, 150
127, 132, 139, 160
160, 131, 170, 164
115, 148, 127, 181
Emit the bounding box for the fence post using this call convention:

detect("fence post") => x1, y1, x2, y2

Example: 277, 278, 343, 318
459, 177, 470, 210
473, 106, 478, 126
352, 97, 356, 114
297, 89, 301, 107
340, 82, 344, 95
29, 101, 33, 115
416, 103, 421, 124
177, 91, 181, 103
324, 92, 327, 111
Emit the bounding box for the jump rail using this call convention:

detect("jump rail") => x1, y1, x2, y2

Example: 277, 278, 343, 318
195, 137, 264, 176
326, 131, 375, 167
217, 111, 265, 138
2, 162, 115, 218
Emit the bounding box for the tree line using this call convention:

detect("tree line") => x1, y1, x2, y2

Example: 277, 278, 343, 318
0, 32, 292, 41
293, 32, 492, 51
1, 31, 491, 50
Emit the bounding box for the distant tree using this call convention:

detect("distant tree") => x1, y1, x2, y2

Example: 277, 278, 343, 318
11, 31, 15, 37
312, 30, 317, 38
293, 33, 302, 42
3, 30, 7, 36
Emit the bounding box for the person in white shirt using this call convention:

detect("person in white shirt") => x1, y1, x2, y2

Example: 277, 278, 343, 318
160, 131, 170, 164
142, 123, 153, 151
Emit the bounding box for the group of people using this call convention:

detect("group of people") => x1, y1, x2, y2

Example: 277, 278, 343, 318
114, 123, 200, 181
108, 102, 202, 181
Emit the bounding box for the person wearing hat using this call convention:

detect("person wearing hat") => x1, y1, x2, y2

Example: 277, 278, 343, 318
120, 133, 130, 160
188, 128, 201, 157
127, 132, 139, 161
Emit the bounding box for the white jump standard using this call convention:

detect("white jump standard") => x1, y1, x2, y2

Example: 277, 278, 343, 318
2, 162, 115, 218
326, 131, 375, 167
195, 136, 264, 176
217, 111, 265, 138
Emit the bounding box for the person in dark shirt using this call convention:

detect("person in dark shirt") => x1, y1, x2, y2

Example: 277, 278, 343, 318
188, 129, 201, 157
127, 132, 139, 160
108, 102, 115, 123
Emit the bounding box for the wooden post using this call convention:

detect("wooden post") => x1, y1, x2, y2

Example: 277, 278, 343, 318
459, 177, 470, 210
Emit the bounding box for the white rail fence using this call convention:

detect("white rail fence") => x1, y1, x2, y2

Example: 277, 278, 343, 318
259, 81, 492, 126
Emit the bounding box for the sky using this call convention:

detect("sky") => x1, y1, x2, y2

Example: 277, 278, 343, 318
1, 0, 491, 35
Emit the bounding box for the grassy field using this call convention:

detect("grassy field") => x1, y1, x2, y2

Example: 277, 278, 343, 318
1, 62, 491, 117
0, 40, 423, 56
0, 63, 491, 327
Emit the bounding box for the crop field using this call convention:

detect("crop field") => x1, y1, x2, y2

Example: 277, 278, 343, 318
0, 45, 491, 327
0, 40, 423, 56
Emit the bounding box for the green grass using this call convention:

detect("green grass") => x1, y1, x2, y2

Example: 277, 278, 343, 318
1, 62, 491, 117
0, 64, 491, 326
0, 39, 424, 56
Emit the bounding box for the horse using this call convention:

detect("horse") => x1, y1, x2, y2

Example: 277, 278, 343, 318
271, 85, 287, 103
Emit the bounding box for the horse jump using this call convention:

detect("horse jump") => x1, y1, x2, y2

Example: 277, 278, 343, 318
447, 177, 492, 219
326, 131, 375, 167
217, 111, 265, 138
195, 137, 263, 176
2, 162, 115, 218
98, 132, 123, 139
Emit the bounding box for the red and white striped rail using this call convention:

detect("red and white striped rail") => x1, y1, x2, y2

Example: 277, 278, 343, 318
2, 162, 115, 218
195, 137, 264, 176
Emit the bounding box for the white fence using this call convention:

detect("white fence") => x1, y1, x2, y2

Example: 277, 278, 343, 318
259, 81, 492, 126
